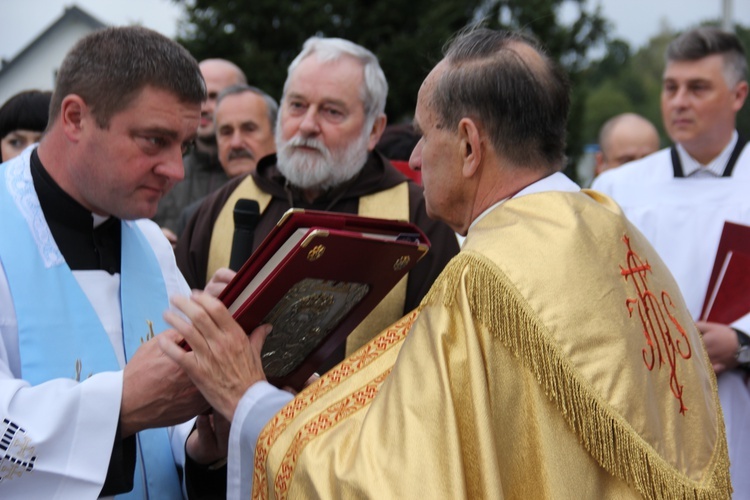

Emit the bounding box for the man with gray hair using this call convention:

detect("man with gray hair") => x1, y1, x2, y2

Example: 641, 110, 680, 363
176, 36, 459, 358
164, 28, 729, 498
214, 84, 278, 178
593, 26, 750, 496
174, 84, 278, 235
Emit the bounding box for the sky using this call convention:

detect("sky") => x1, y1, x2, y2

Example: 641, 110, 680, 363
1, 0, 749, 62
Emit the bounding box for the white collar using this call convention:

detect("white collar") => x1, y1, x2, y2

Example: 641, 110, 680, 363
676, 131, 738, 177
468, 171, 580, 232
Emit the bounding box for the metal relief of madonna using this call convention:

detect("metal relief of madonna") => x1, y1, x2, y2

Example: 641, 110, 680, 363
261, 278, 370, 377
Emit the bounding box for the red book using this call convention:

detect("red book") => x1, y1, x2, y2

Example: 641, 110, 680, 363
700, 221, 750, 320
703, 251, 750, 324
217, 209, 430, 389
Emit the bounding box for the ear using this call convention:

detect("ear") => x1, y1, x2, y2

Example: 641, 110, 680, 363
594, 151, 605, 176
731, 81, 749, 113
366, 114, 388, 151
458, 117, 482, 179
59, 95, 88, 143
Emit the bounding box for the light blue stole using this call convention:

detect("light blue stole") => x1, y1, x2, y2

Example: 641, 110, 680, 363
0, 151, 183, 499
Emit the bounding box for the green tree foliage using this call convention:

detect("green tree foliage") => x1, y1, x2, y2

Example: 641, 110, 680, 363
173, 0, 608, 182
174, 0, 477, 122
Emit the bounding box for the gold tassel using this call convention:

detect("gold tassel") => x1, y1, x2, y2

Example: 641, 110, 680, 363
423, 252, 732, 499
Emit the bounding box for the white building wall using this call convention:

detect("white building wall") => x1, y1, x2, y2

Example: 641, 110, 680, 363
0, 20, 102, 105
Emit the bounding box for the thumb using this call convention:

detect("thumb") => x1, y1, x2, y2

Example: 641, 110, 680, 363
248, 324, 273, 354
159, 328, 183, 343
158, 330, 187, 363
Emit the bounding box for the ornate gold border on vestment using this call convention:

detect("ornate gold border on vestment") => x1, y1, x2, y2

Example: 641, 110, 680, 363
252, 310, 417, 499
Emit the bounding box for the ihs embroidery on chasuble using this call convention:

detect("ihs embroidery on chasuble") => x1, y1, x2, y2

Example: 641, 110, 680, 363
0, 418, 36, 482
620, 235, 693, 415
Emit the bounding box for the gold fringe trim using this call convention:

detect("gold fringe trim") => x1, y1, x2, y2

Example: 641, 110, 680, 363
423, 252, 732, 500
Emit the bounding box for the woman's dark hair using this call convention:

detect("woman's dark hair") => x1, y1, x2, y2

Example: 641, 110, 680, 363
0, 90, 52, 139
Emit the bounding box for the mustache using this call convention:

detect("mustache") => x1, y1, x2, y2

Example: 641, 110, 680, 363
227, 148, 255, 161
286, 136, 328, 155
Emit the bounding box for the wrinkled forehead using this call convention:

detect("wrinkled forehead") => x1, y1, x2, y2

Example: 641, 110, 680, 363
417, 60, 448, 107
286, 54, 365, 101
217, 92, 267, 117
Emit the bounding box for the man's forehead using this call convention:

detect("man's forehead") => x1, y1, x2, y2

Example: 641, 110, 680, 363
422, 60, 448, 89
417, 60, 449, 104
415, 61, 445, 115
664, 54, 725, 80
286, 55, 365, 100
218, 92, 266, 115
120, 85, 199, 112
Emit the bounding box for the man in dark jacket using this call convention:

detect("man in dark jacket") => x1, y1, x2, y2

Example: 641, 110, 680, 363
176, 36, 459, 366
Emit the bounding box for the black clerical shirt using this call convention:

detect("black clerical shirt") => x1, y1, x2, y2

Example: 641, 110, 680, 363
30, 149, 121, 274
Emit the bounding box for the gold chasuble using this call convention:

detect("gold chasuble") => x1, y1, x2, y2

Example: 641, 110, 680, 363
253, 190, 730, 499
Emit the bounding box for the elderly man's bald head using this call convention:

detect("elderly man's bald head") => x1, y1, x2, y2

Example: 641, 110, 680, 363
197, 58, 248, 142
595, 113, 660, 175
199, 59, 247, 84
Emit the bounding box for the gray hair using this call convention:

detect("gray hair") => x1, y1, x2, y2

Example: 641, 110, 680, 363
50, 26, 205, 128
215, 84, 279, 130
666, 27, 748, 87
432, 28, 570, 171
284, 37, 388, 131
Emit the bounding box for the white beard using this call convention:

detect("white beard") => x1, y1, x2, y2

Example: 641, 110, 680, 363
275, 125, 370, 190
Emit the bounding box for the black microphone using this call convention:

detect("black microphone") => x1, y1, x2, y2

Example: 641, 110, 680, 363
229, 199, 261, 271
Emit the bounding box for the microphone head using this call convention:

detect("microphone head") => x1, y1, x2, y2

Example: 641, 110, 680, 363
233, 199, 261, 228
